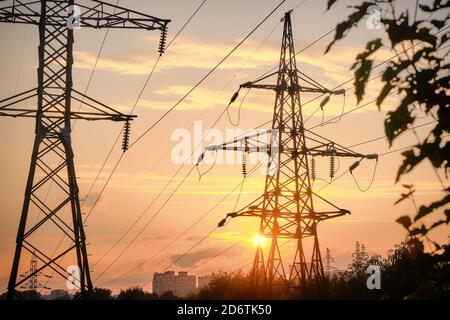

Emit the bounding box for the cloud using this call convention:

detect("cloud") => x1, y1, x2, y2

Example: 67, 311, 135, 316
140, 234, 171, 242
132, 85, 274, 112
73, 36, 278, 76
72, 35, 392, 84
73, 51, 152, 75
169, 246, 243, 269
81, 191, 102, 208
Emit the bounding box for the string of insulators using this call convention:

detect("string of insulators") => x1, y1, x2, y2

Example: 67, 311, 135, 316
241, 152, 247, 177
241, 138, 248, 177
311, 157, 316, 181
329, 154, 335, 180
158, 26, 168, 55
122, 120, 131, 152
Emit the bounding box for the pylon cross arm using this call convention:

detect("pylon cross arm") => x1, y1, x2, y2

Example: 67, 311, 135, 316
0, 0, 170, 31
217, 197, 265, 227
238, 69, 343, 95
241, 82, 335, 94
0, 87, 136, 122
314, 210, 350, 221
196, 130, 272, 166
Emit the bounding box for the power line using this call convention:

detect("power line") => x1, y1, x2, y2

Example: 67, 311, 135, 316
92, 164, 196, 282
137, 128, 449, 282
348, 120, 437, 148
188, 234, 252, 273
86, 6, 338, 238
91, 9, 415, 283
101, 157, 266, 284
121, 19, 450, 289
97, 41, 447, 285
98, 117, 441, 288
248, 36, 449, 134
89, 1, 291, 279
305, 26, 450, 124
128, 0, 287, 149
36, 0, 122, 288
89, 17, 283, 229
82, 0, 210, 220
91, 5, 446, 284
83, 0, 335, 236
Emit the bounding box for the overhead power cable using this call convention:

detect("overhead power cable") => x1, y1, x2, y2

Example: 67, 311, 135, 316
128, 0, 287, 150
92, 5, 450, 286
82, 0, 210, 220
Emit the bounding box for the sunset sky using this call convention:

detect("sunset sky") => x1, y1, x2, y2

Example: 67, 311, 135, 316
0, 0, 448, 294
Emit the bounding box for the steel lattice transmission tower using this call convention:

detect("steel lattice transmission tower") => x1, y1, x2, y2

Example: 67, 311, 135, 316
323, 248, 334, 277
197, 11, 377, 295
0, 0, 169, 299
24, 252, 38, 292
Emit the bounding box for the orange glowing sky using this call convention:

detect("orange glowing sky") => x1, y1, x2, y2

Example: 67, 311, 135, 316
0, 0, 448, 294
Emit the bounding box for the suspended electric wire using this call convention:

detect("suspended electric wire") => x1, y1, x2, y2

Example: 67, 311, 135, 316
137, 130, 449, 283
93, 3, 448, 288
100, 157, 266, 284
90, 1, 292, 279
138, 25, 450, 285
82, 0, 210, 220
128, 0, 287, 150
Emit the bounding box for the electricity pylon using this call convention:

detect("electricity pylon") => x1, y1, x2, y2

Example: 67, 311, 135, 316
352, 241, 368, 264
0, 0, 169, 300
323, 248, 334, 277
18, 251, 51, 295
23, 252, 38, 292
197, 11, 377, 296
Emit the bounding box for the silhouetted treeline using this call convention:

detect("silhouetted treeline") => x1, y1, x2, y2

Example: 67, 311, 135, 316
2, 241, 447, 300
191, 241, 450, 300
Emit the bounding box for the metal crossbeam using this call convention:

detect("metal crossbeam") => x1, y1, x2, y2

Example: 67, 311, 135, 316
0, 0, 170, 300
197, 11, 376, 296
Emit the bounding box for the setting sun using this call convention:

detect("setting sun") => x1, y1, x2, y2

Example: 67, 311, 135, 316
252, 234, 267, 248
0, 0, 447, 306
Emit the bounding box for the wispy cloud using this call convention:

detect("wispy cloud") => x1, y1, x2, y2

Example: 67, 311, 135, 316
170, 245, 243, 268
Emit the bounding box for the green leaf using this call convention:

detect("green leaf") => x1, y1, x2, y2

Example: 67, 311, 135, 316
430, 19, 446, 29
420, 0, 450, 13
384, 12, 437, 47
352, 59, 372, 104
327, 0, 338, 10
415, 190, 450, 222
409, 224, 428, 236
396, 215, 412, 229
325, 2, 375, 53
349, 39, 382, 103
428, 219, 447, 232
384, 101, 415, 144
376, 83, 392, 107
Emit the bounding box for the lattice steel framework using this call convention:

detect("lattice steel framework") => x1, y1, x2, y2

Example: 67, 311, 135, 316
0, 0, 169, 299
198, 11, 377, 296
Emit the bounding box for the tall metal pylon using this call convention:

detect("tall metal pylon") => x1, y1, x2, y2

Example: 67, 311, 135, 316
0, 0, 170, 299
197, 11, 377, 296
323, 248, 334, 277
24, 252, 38, 292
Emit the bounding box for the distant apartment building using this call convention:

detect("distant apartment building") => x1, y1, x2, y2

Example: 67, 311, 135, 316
197, 274, 213, 289
153, 271, 196, 297
46, 289, 70, 300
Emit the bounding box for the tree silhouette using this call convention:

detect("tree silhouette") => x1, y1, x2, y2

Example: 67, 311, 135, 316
325, 0, 449, 252
116, 286, 157, 300
159, 290, 178, 300
92, 287, 113, 300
